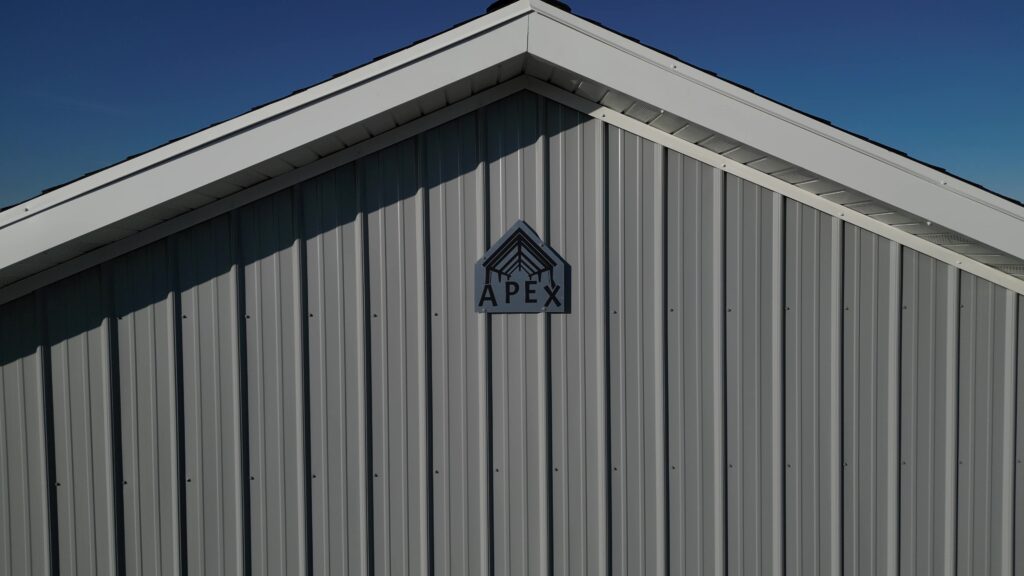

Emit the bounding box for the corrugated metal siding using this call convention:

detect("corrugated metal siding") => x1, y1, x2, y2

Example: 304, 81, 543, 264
176, 215, 246, 576
0, 295, 52, 575
957, 275, 1017, 575
900, 250, 958, 576
724, 175, 782, 576
112, 240, 181, 576
783, 200, 842, 576
1017, 295, 1024, 576
842, 225, 900, 576
46, 267, 120, 576
1, 90, 1023, 576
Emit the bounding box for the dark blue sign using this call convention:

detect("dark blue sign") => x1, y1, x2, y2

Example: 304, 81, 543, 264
475, 220, 569, 314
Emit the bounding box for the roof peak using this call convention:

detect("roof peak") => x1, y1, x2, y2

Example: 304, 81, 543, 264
487, 0, 571, 14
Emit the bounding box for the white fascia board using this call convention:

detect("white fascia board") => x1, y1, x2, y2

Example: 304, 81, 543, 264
525, 7, 1024, 262
0, 3, 532, 271
0, 77, 532, 306
524, 78, 1024, 296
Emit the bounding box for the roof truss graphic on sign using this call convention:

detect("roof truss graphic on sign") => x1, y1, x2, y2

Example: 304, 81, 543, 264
476, 220, 569, 314
1, 0, 1023, 304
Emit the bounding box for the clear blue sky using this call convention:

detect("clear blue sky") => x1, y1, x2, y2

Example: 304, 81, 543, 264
2, 0, 1022, 207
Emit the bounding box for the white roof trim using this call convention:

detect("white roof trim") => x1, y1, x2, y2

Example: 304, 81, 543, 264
524, 4, 1024, 260
525, 78, 1024, 296
0, 1, 531, 267
1, 0, 1022, 297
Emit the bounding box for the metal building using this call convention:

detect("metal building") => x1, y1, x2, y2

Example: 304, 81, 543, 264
1, 1, 1022, 575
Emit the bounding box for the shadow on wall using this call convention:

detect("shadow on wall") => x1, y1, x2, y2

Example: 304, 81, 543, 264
0, 89, 588, 573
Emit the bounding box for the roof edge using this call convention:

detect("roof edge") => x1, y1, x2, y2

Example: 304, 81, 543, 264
0, 0, 536, 230
523, 6, 1024, 262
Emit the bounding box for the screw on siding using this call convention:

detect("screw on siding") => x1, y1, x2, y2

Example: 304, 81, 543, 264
309, 313, 313, 318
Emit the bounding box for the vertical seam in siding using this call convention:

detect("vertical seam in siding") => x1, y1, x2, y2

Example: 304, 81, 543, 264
232, 210, 253, 576
477, 106, 495, 576
102, 262, 128, 576
171, 237, 189, 576
772, 190, 784, 576
833, 215, 844, 576
295, 186, 314, 576
417, 131, 436, 576
952, 267, 961, 575
356, 156, 374, 576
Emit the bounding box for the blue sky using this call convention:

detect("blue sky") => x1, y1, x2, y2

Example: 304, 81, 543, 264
1, 0, 1022, 207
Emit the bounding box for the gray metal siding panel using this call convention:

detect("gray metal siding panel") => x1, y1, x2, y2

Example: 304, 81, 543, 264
240, 190, 308, 576
1017, 295, 1023, 576
899, 249, 958, 576
176, 215, 246, 576
723, 175, 782, 576
111, 241, 181, 576
3, 89, 1024, 576
46, 268, 119, 576
0, 295, 51, 576
486, 92, 549, 576
783, 200, 842, 576
957, 275, 1017, 576
546, 101, 608, 576
608, 127, 669, 576
302, 163, 371, 576
364, 138, 431, 576
424, 113, 490, 576
841, 225, 900, 576
664, 149, 723, 576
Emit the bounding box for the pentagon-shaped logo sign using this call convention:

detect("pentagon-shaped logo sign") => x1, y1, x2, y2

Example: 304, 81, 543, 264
475, 220, 569, 314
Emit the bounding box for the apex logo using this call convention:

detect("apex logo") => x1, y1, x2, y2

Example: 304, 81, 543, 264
475, 220, 569, 314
